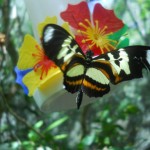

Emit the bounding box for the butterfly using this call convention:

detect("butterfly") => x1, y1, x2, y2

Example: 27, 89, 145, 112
42, 24, 150, 109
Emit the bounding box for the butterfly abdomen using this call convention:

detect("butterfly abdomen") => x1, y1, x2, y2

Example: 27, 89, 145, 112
76, 89, 83, 109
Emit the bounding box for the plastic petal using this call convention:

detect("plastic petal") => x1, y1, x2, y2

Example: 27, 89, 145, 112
117, 37, 129, 48
93, 3, 124, 33
38, 16, 57, 37
39, 68, 63, 91
62, 22, 74, 37
61, 1, 90, 29
14, 67, 32, 95
17, 34, 41, 70
108, 25, 129, 48
23, 67, 61, 96
108, 25, 128, 40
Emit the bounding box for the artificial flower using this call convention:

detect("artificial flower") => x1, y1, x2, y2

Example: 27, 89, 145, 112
15, 16, 72, 96
61, 1, 129, 55
15, 34, 58, 96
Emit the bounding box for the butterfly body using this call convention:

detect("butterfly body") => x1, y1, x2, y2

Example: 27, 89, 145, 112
76, 89, 83, 109
42, 24, 150, 109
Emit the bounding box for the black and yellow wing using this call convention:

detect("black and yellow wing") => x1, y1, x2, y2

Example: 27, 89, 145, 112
63, 53, 85, 94
93, 46, 150, 83
81, 46, 150, 97
82, 67, 110, 97
42, 24, 85, 72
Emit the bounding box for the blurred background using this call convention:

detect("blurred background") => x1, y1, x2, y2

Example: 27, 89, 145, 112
0, 0, 150, 149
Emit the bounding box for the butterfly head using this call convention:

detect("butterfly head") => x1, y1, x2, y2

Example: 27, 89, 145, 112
86, 50, 94, 57
85, 50, 94, 65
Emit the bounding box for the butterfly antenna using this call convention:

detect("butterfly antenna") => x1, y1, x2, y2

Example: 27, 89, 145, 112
76, 89, 83, 109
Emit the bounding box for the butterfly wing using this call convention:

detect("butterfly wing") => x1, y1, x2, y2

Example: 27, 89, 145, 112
82, 67, 110, 97
82, 46, 150, 97
42, 24, 85, 72
63, 54, 85, 93
95, 46, 150, 84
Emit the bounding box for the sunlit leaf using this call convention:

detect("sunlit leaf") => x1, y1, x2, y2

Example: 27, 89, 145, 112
21, 141, 35, 150
104, 137, 110, 145
100, 110, 110, 121
44, 116, 68, 132
28, 131, 39, 141
34, 120, 44, 129
118, 99, 128, 110
81, 132, 96, 146
54, 134, 68, 140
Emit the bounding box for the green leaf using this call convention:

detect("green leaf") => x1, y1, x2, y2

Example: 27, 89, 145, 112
28, 131, 39, 141
21, 141, 35, 150
100, 110, 109, 121
34, 120, 44, 129
0, 0, 3, 6
125, 105, 139, 114
44, 116, 68, 132
28, 121, 44, 141
118, 99, 129, 112
54, 134, 68, 140
104, 137, 110, 145
81, 132, 95, 146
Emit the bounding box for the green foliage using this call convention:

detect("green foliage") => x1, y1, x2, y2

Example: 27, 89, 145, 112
75, 95, 141, 149
0, 0, 150, 150
44, 116, 68, 132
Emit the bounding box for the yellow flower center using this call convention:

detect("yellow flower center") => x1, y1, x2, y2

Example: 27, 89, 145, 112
78, 19, 117, 54
32, 45, 56, 80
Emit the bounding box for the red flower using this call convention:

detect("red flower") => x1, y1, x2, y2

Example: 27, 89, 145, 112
61, 1, 124, 55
